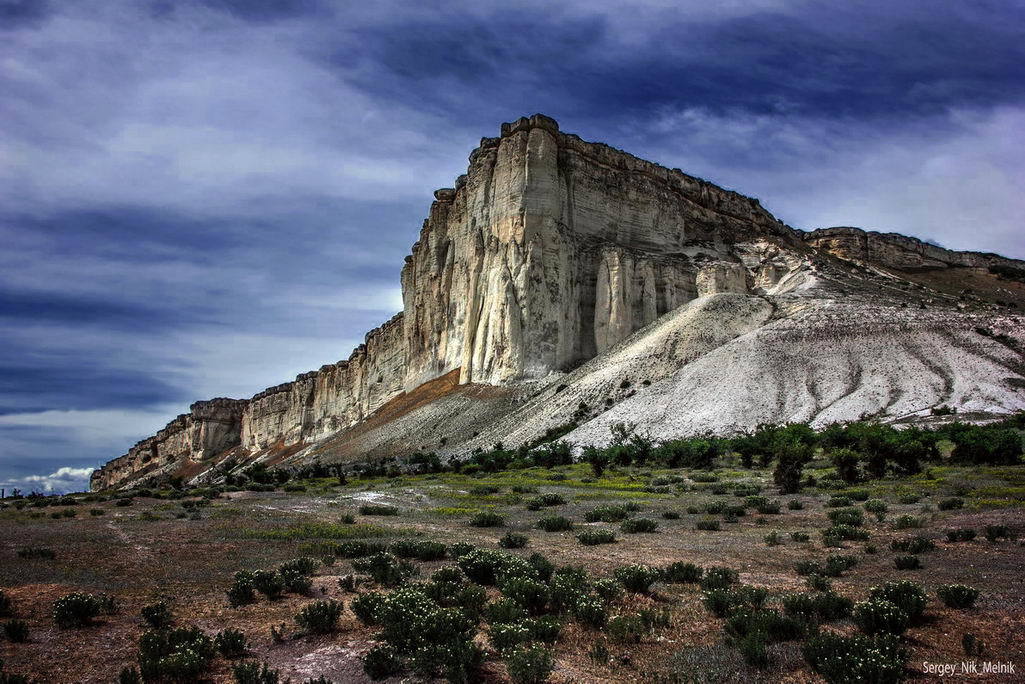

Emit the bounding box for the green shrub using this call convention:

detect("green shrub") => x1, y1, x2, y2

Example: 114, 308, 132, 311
615, 564, 660, 593
938, 497, 964, 511
607, 614, 648, 643
782, 591, 851, 623
984, 524, 1011, 542
853, 599, 910, 636
804, 632, 907, 683
351, 592, 385, 625
363, 643, 403, 680
458, 549, 516, 585
695, 518, 720, 531
359, 503, 399, 516
90, 508, 105, 516
787, 499, 805, 510
528, 553, 555, 581
3, 619, 28, 643
576, 528, 616, 545
469, 510, 505, 527
822, 524, 869, 544
946, 528, 976, 542
756, 500, 782, 515
138, 626, 216, 682
764, 531, 782, 546
826, 496, 852, 508
824, 554, 858, 577
620, 517, 658, 533
790, 532, 810, 542
389, 540, 447, 561
499, 532, 529, 549
700, 566, 739, 590
53, 593, 104, 627
295, 599, 343, 633
352, 552, 417, 587
227, 571, 257, 607
215, 628, 249, 658
490, 621, 531, 653
536, 515, 573, 532
869, 580, 927, 621
485, 598, 527, 624
141, 601, 173, 629
893, 515, 923, 530
806, 574, 832, 591
506, 644, 554, 684
937, 584, 979, 609
252, 570, 285, 599
863, 498, 888, 514
662, 562, 703, 584
522, 616, 561, 644
232, 661, 283, 684
501, 577, 550, 614
592, 578, 623, 602
724, 607, 804, 643
890, 536, 934, 554
584, 505, 628, 523
827, 507, 864, 527
526, 493, 565, 510
703, 585, 767, 617
893, 555, 921, 570
470, 485, 501, 496
662, 510, 680, 520
573, 597, 607, 628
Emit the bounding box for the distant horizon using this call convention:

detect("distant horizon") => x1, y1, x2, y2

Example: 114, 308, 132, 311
3, 0, 1024, 492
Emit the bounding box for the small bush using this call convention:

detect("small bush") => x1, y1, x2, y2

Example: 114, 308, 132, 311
893, 515, 923, 530
526, 493, 565, 510
615, 564, 660, 593
695, 518, 720, 531
854, 599, 910, 636
90, 508, 105, 516
764, 531, 782, 546
893, 555, 922, 570
359, 504, 399, 516
592, 578, 623, 602
500, 577, 550, 614
53, 593, 103, 627
662, 562, 703, 584
458, 549, 515, 585
485, 598, 527, 624
227, 571, 257, 607
937, 584, 979, 609
756, 500, 781, 515
499, 532, 529, 549
890, 536, 934, 554
536, 515, 573, 532
0, 591, 12, 618
490, 622, 531, 653
584, 505, 628, 523
252, 570, 285, 599
804, 632, 907, 683
350, 593, 385, 625
138, 626, 215, 682
787, 499, 805, 510
806, 574, 832, 592
576, 528, 616, 545
295, 599, 343, 634
620, 517, 658, 533
232, 661, 282, 684
661, 510, 680, 520
946, 528, 976, 542
352, 552, 417, 587
782, 591, 851, 623
573, 597, 607, 628
16, 547, 55, 560
607, 614, 648, 643
790, 532, 810, 542
869, 580, 928, 621
827, 507, 864, 527
506, 644, 554, 684
984, 524, 1011, 542
363, 644, 403, 680
700, 566, 739, 590
215, 628, 249, 658
3, 619, 29, 642
469, 510, 505, 528
389, 540, 447, 561
826, 496, 852, 508
863, 498, 888, 514
938, 497, 964, 511
141, 601, 173, 629
703, 586, 767, 617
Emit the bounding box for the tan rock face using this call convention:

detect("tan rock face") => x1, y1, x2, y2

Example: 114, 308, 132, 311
92, 114, 1025, 491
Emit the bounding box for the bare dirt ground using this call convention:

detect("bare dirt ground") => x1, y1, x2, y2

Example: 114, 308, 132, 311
2, 461, 1023, 683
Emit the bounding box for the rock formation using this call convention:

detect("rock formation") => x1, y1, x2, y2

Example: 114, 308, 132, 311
91, 115, 1025, 491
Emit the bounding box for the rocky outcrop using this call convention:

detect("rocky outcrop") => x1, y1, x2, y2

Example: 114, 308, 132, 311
90, 398, 247, 490
803, 227, 1022, 272
92, 114, 1025, 491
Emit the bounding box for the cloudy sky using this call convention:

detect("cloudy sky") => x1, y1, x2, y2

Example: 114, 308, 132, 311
2, 0, 1023, 492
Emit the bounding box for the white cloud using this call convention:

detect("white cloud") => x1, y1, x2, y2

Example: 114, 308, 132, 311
17, 466, 96, 493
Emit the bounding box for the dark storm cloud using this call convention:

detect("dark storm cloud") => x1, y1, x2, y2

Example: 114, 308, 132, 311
1, 0, 1022, 491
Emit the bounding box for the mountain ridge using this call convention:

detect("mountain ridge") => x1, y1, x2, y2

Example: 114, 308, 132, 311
91, 115, 1025, 490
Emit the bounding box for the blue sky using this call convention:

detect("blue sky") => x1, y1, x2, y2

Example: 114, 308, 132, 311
2, 0, 1023, 492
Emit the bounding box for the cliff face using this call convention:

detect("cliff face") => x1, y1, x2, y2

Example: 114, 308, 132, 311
90, 398, 247, 490
92, 114, 1025, 491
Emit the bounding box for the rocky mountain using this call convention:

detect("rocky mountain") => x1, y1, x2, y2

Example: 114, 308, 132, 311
91, 115, 1025, 491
